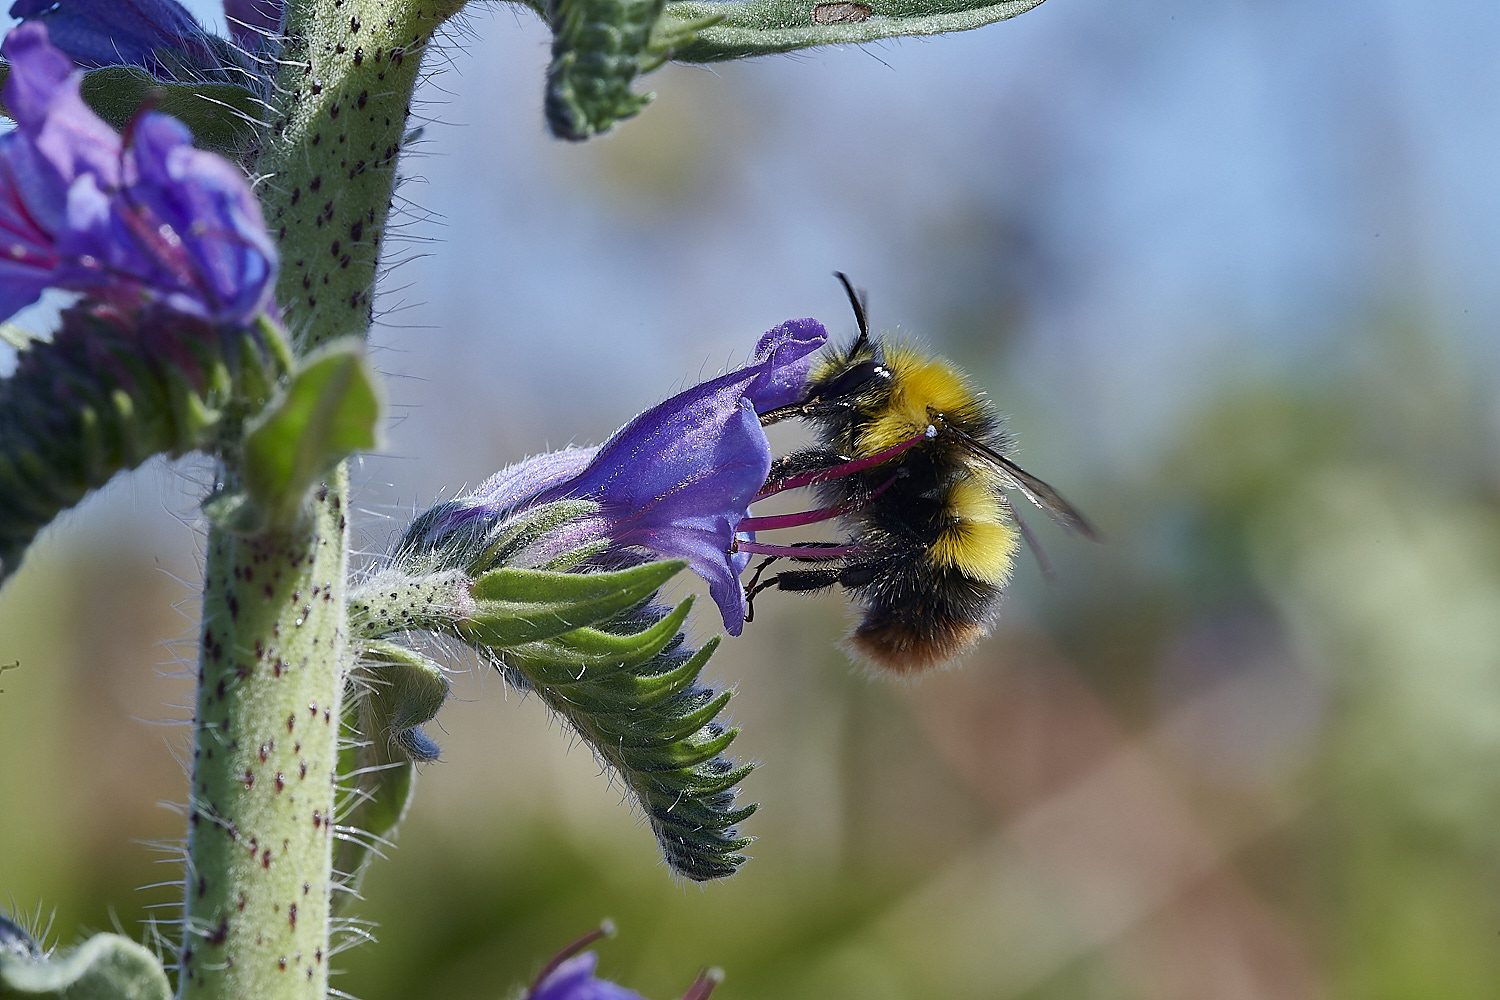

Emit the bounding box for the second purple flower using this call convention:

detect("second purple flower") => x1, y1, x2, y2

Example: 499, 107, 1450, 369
409, 318, 829, 635
0, 22, 276, 327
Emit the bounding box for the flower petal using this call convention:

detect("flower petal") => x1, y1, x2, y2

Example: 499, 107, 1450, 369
124, 112, 278, 322
742, 316, 828, 411
1, 21, 121, 185
419, 320, 828, 634
0, 138, 66, 317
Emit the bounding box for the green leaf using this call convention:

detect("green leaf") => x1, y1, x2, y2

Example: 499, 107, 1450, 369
0, 933, 170, 1000
358, 640, 451, 749
665, 0, 1045, 61
0, 64, 263, 156
333, 641, 449, 907
460, 560, 686, 648
241, 340, 381, 530
498, 600, 756, 881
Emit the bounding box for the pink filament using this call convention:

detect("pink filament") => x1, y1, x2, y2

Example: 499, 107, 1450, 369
738, 474, 897, 532
754, 427, 932, 500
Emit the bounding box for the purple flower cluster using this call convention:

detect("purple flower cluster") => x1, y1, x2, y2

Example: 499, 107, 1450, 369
0, 22, 276, 326
417, 319, 828, 635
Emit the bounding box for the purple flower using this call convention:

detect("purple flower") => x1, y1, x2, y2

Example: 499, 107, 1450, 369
0, 22, 276, 325
530, 953, 648, 1000
418, 319, 828, 635
8, 0, 224, 80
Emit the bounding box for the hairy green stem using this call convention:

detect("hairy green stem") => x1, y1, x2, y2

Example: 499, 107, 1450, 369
179, 470, 349, 1000
256, 0, 460, 353
181, 0, 460, 996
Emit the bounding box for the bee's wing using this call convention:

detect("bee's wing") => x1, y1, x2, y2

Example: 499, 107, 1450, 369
952, 431, 1101, 541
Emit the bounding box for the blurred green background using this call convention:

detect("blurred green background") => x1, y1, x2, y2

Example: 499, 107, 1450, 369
3, 0, 1500, 997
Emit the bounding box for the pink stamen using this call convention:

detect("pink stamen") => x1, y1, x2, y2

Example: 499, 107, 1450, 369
735, 541, 862, 558
755, 426, 934, 500
739, 474, 898, 532
676, 968, 724, 1000
527, 921, 615, 996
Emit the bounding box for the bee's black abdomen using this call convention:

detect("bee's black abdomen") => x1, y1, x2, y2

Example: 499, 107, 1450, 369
840, 549, 1001, 673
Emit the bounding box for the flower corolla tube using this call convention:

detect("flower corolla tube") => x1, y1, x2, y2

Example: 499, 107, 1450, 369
0, 22, 276, 326
412, 318, 828, 635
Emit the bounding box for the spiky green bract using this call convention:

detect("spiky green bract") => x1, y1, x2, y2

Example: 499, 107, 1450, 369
352, 532, 756, 881
0, 932, 171, 1000
544, 0, 662, 140
0, 305, 291, 584
664, 0, 1045, 60
503, 595, 756, 880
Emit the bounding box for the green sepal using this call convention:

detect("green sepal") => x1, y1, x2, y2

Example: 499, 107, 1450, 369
241, 339, 381, 531
0, 64, 262, 157
665, 0, 1045, 61
459, 560, 686, 648
0, 933, 170, 1000
396, 498, 600, 576
333, 641, 449, 906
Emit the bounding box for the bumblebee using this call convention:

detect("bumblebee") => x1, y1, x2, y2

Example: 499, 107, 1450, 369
743, 274, 1097, 673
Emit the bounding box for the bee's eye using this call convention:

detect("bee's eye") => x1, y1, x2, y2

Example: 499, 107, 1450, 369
819, 360, 890, 400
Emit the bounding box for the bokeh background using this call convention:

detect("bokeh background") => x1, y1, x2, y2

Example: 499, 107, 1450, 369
4, 0, 1500, 997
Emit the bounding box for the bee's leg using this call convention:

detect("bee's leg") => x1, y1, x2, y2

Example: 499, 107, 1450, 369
757, 568, 843, 595
743, 556, 781, 624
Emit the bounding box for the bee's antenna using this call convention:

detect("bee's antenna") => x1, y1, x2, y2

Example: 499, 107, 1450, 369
833, 271, 871, 349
